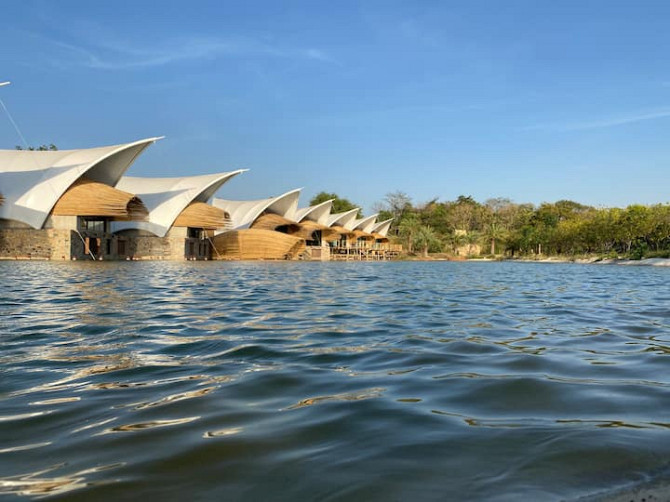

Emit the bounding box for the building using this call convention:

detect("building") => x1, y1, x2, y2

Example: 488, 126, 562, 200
111, 171, 244, 260
0, 132, 399, 261
326, 208, 360, 259
210, 189, 307, 260
0, 138, 160, 260
370, 218, 401, 259
293, 199, 339, 260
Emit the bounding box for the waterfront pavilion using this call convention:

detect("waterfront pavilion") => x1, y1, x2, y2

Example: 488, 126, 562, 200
350, 213, 379, 249
211, 189, 307, 260
293, 199, 339, 241
0, 138, 160, 260
112, 171, 245, 260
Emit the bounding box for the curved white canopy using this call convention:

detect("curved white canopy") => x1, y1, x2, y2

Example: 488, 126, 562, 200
327, 208, 360, 230
112, 170, 245, 237
0, 137, 162, 228
352, 213, 379, 233
294, 199, 333, 225
212, 188, 301, 231
372, 218, 393, 237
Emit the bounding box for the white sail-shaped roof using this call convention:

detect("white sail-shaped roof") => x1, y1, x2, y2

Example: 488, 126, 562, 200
352, 214, 379, 233
112, 170, 245, 237
327, 208, 360, 229
294, 199, 333, 225
372, 218, 393, 237
212, 188, 301, 231
0, 137, 162, 228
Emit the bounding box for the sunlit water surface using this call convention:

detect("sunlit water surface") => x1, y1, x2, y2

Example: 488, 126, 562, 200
1, 261, 669, 501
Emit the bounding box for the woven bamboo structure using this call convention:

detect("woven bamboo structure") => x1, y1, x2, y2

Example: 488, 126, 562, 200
294, 220, 340, 241
211, 229, 306, 260
352, 230, 375, 242
51, 178, 148, 220
372, 233, 390, 243
173, 202, 230, 230
330, 225, 356, 240
251, 212, 301, 233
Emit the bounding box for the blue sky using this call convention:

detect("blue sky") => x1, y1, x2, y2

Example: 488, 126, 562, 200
2, 0, 670, 213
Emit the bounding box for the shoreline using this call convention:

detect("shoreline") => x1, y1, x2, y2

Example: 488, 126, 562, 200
504, 257, 670, 267
400, 254, 670, 267
2, 254, 670, 266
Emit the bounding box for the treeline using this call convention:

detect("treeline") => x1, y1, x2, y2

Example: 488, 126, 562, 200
373, 192, 670, 259
15, 144, 58, 151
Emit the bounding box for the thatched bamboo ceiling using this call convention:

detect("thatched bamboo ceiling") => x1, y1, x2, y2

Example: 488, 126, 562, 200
173, 202, 230, 229
330, 225, 356, 238
293, 220, 340, 241
211, 229, 306, 260
372, 233, 390, 242
0, 137, 160, 229
51, 178, 148, 220
251, 212, 301, 233
352, 230, 376, 241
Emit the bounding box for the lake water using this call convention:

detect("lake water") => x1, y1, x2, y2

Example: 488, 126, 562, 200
1, 261, 669, 501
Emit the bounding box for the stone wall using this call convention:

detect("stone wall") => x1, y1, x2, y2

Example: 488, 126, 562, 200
306, 245, 331, 261
0, 220, 212, 261
0, 228, 72, 260
116, 227, 211, 260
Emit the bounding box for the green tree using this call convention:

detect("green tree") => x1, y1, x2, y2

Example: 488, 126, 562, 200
397, 213, 420, 253
310, 191, 361, 217
15, 144, 58, 151
413, 225, 442, 257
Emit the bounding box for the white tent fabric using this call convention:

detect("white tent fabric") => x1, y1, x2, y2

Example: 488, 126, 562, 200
352, 214, 379, 233
327, 208, 360, 230
212, 188, 301, 231
0, 137, 162, 228
294, 199, 333, 225
372, 218, 393, 237
112, 170, 245, 237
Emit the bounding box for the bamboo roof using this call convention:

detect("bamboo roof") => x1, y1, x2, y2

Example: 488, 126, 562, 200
173, 202, 230, 229
327, 208, 360, 229
251, 212, 301, 233
352, 229, 375, 241
0, 137, 161, 229
211, 229, 306, 260
113, 170, 244, 237
293, 220, 340, 241
212, 188, 301, 230
372, 218, 394, 238
51, 178, 148, 220
330, 225, 356, 238
372, 233, 389, 242
294, 199, 333, 225
352, 214, 379, 233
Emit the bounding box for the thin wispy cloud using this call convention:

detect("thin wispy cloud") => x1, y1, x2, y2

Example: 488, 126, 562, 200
26, 30, 336, 70
521, 108, 670, 132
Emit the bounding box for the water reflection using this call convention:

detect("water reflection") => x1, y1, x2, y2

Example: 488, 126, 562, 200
0, 463, 124, 498
284, 388, 386, 410
101, 417, 200, 434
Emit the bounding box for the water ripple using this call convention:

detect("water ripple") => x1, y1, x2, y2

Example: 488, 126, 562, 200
1, 261, 669, 501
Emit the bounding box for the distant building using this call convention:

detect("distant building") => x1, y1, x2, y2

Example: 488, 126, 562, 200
210, 189, 306, 260
293, 199, 337, 260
